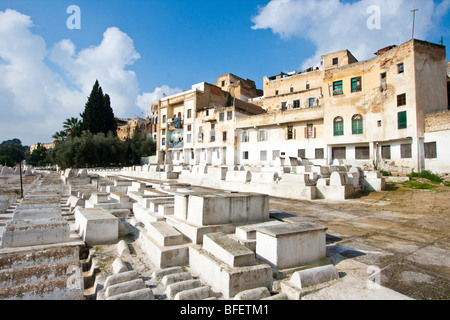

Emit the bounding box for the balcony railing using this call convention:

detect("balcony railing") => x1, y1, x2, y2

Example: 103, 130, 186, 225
167, 117, 184, 130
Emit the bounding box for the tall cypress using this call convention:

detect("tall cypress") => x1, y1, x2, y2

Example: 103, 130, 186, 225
80, 80, 117, 136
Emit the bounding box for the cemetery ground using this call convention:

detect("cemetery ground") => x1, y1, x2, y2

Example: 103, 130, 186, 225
1, 173, 449, 300
269, 180, 450, 300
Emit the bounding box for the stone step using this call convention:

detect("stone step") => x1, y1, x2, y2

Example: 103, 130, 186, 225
0, 243, 82, 270
0, 261, 81, 288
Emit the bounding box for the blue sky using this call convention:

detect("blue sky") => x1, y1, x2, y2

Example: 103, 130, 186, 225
1, 0, 449, 146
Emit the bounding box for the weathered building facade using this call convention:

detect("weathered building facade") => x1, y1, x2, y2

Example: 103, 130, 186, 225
155, 78, 265, 166
236, 39, 449, 173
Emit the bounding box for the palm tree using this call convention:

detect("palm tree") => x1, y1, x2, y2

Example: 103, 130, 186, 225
63, 117, 81, 138
52, 131, 68, 144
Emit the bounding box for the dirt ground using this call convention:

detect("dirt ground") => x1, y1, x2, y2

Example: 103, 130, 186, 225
269, 181, 450, 300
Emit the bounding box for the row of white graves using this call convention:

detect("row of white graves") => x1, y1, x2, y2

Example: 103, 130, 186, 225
0, 172, 85, 300
70, 167, 341, 300
112, 157, 386, 201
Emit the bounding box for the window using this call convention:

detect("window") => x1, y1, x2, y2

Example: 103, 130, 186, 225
222, 80, 225, 87
401, 144, 412, 159
219, 113, 224, 121
275, 90, 279, 96
243, 151, 249, 160
397, 93, 406, 106
260, 151, 267, 161
306, 124, 315, 139
293, 100, 301, 109
334, 117, 344, 136
332, 147, 346, 160
210, 130, 216, 142
227, 111, 233, 120
332, 57, 339, 65
198, 126, 203, 143
211, 123, 215, 130
382, 145, 391, 159
351, 77, 362, 93
380, 72, 387, 91
355, 146, 370, 160
333, 81, 343, 96
272, 150, 280, 160
280, 102, 287, 111
290, 87, 294, 93
222, 131, 227, 142
398, 63, 404, 74
187, 125, 192, 132
162, 138, 166, 146
306, 83, 310, 90
315, 148, 324, 159
187, 109, 192, 119
286, 125, 294, 140
162, 129, 166, 135
298, 149, 306, 158
187, 134, 192, 143
240, 131, 249, 142
307, 97, 317, 108
398, 111, 407, 129
162, 115, 167, 123
377, 120, 382, 127
425, 142, 437, 159
258, 130, 268, 142
352, 114, 363, 134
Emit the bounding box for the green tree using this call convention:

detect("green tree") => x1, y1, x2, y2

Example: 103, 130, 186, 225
63, 117, 82, 138
52, 131, 68, 144
0, 139, 27, 165
80, 80, 117, 136
28, 143, 49, 167
125, 127, 156, 165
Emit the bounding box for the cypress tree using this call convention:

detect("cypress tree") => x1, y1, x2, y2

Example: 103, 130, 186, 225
80, 80, 117, 135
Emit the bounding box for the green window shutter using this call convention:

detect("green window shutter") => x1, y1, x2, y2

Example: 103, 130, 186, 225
352, 116, 363, 134
398, 111, 407, 129
334, 121, 343, 136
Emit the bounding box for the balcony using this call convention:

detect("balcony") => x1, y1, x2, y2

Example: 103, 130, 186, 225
167, 117, 184, 130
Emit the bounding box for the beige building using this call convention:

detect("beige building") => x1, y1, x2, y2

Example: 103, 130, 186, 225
30, 143, 55, 153
236, 39, 449, 173
116, 108, 158, 142
155, 77, 265, 166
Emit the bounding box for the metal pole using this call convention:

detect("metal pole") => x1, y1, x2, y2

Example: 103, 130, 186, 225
411, 9, 418, 39
19, 160, 23, 198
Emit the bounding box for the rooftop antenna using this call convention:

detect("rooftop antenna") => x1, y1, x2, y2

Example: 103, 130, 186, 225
411, 9, 418, 39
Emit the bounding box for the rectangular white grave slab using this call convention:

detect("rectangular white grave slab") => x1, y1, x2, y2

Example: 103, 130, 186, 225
145, 222, 184, 247
187, 193, 269, 226
74, 208, 118, 246
256, 223, 327, 269
110, 192, 130, 203
203, 233, 255, 267
1, 218, 71, 248
235, 220, 287, 241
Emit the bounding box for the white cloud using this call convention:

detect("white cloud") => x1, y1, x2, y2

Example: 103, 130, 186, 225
0, 9, 85, 145
137, 85, 183, 112
0, 9, 180, 145
251, 0, 450, 70
50, 27, 142, 118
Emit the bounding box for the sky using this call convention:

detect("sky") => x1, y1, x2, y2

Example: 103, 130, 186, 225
0, 0, 449, 146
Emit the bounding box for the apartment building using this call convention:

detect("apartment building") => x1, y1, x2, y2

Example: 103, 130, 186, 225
236, 39, 449, 173
116, 105, 158, 142
155, 78, 265, 166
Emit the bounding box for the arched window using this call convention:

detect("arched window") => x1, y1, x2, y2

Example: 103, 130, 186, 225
352, 114, 363, 134
334, 117, 344, 136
